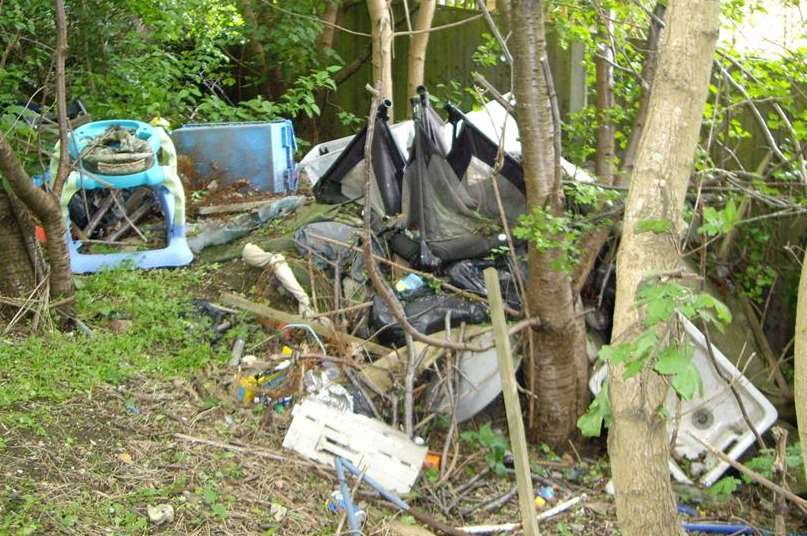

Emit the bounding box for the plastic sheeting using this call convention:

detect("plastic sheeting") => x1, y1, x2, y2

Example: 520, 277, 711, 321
188, 195, 305, 253
444, 103, 527, 223
446, 259, 524, 310
292, 221, 371, 283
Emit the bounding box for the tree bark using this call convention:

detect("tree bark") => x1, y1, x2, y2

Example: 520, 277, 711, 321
0, 133, 73, 299
318, 1, 341, 51
407, 0, 436, 99
571, 3, 665, 294
615, 2, 665, 188
606, 0, 719, 535
368, 0, 394, 113
510, 0, 588, 447
795, 248, 807, 481
238, 0, 273, 98
594, 14, 614, 184
53, 0, 71, 196
570, 12, 617, 295
0, 188, 36, 307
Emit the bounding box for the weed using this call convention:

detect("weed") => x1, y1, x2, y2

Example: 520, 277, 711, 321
0, 265, 227, 432
460, 423, 510, 476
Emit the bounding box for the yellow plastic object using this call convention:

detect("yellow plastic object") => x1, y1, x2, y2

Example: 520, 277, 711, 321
235, 368, 289, 406
534, 496, 546, 509
150, 116, 171, 129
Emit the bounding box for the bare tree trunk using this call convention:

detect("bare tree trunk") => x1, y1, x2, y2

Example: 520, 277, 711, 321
607, 0, 719, 534
615, 2, 665, 188
795, 248, 807, 481
570, 12, 617, 294
368, 0, 394, 113
571, 4, 666, 294
0, 188, 36, 306
0, 133, 73, 299
594, 15, 614, 184
407, 0, 436, 98
510, 0, 588, 448
319, 1, 341, 51
239, 0, 272, 98
53, 0, 71, 195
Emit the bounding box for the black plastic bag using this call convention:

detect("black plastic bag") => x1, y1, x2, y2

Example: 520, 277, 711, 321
370, 294, 488, 348
445, 259, 524, 310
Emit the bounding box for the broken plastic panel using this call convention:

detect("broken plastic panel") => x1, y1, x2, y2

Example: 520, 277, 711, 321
589, 316, 778, 487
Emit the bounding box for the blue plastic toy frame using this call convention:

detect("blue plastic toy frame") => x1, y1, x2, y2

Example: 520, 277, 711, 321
54, 119, 193, 273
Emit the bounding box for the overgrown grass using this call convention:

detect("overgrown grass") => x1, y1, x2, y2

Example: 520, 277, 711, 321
0, 265, 228, 431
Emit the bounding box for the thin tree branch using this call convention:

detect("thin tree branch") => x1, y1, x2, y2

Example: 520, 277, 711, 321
689, 432, 807, 511
53, 0, 71, 196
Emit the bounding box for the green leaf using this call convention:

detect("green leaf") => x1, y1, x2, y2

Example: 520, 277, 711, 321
706, 476, 741, 502
653, 344, 701, 400
577, 385, 612, 437
202, 487, 218, 505
211, 503, 228, 518
692, 293, 732, 326
598, 343, 632, 364
636, 218, 673, 234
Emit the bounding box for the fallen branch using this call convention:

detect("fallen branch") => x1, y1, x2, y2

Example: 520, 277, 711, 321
172, 433, 339, 482
197, 199, 282, 215
83, 191, 119, 236
307, 232, 521, 316
688, 433, 807, 510
701, 320, 766, 449
458, 494, 586, 534
773, 426, 788, 536
460, 486, 517, 516
714, 60, 787, 165
740, 295, 791, 398
312, 301, 372, 319
220, 292, 393, 355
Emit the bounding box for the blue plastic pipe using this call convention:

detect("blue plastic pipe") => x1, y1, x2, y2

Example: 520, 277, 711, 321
340, 458, 411, 512
334, 457, 361, 535
682, 522, 754, 534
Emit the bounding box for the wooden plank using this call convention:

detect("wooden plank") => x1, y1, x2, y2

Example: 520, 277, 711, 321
197, 200, 278, 215
483, 267, 539, 536
220, 292, 392, 356
359, 325, 489, 393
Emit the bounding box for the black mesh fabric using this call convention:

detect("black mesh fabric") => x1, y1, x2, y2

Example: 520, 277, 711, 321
445, 103, 525, 193
313, 105, 405, 216
402, 98, 501, 264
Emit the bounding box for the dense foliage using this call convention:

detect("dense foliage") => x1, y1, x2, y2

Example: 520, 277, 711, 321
0, 0, 344, 163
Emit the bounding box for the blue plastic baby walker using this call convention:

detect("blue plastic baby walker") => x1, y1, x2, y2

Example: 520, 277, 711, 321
51, 119, 193, 272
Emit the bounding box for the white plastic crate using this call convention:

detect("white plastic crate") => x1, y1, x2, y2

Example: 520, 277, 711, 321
282, 398, 427, 494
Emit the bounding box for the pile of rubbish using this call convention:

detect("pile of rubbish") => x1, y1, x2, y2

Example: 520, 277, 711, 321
50, 88, 781, 534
